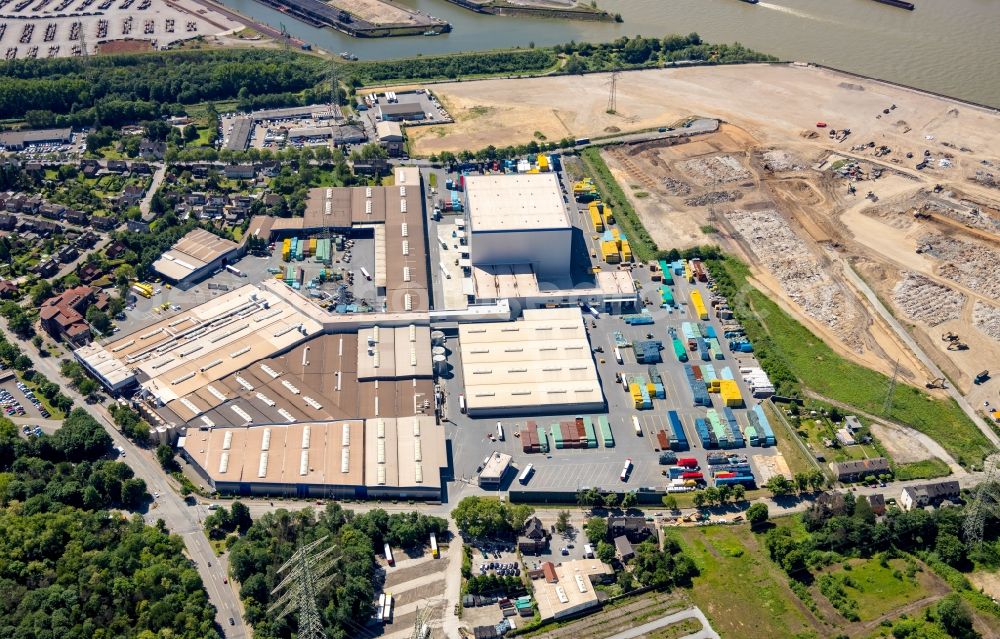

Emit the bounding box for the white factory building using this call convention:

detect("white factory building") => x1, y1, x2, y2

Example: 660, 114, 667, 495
464, 173, 572, 276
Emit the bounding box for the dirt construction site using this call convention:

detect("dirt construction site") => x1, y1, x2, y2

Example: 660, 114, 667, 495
412, 62, 1000, 419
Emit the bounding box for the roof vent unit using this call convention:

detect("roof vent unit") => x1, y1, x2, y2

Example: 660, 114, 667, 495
206, 385, 226, 401
261, 428, 271, 451
222, 431, 233, 450
235, 376, 254, 391
258, 452, 268, 478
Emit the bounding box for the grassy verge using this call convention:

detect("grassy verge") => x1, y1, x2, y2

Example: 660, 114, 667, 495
893, 458, 951, 481
817, 559, 927, 622
709, 256, 993, 469
673, 525, 818, 638
764, 401, 822, 477
17, 373, 67, 420
580, 147, 660, 262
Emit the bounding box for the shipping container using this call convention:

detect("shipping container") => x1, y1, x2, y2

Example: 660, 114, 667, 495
632, 415, 642, 436
690, 290, 709, 320
681, 471, 703, 480
677, 457, 698, 468
614, 347, 623, 364
598, 416, 615, 447
667, 411, 689, 451
430, 533, 439, 558
518, 464, 534, 485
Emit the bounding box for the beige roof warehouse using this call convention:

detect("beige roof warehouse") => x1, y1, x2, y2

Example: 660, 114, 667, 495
458, 308, 605, 416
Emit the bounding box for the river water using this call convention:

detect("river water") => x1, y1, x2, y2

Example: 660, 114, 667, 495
217, 0, 1000, 107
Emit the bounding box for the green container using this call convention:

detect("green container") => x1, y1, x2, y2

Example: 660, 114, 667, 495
598, 415, 615, 448
583, 416, 598, 449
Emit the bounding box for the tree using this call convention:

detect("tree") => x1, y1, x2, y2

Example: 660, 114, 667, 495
507, 503, 534, 533
808, 470, 827, 492
704, 486, 720, 506
794, 472, 810, 493
13, 354, 32, 371
555, 510, 571, 533
936, 594, 977, 639
616, 569, 634, 591
120, 477, 148, 508
693, 492, 706, 508
597, 540, 615, 564
86, 305, 112, 334
765, 475, 794, 497
183, 124, 200, 144
452, 496, 512, 539
230, 501, 252, 534
661, 495, 678, 511
156, 443, 179, 472
602, 492, 619, 509
935, 533, 966, 568
30, 279, 53, 306
621, 491, 638, 509
732, 484, 746, 502
584, 516, 608, 544
77, 377, 99, 399
717, 484, 732, 504
746, 503, 769, 528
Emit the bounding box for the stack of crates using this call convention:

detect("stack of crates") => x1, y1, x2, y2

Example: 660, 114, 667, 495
701, 364, 718, 389
745, 424, 760, 446
551, 423, 565, 449
684, 365, 711, 407
282, 238, 291, 262
672, 335, 688, 363
582, 416, 598, 449
623, 312, 654, 326
589, 203, 605, 232
598, 416, 614, 448
648, 367, 666, 399
660, 285, 674, 308
695, 417, 712, 447
308, 238, 317, 258
749, 404, 776, 446
706, 409, 733, 449
521, 424, 542, 453
720, 367, 735, 381
656, 430, 670, 451
722, 407, 745, 447
658, 260, 674, 285
620, 240, 633, 262
719, 379, 744, 407
696, 337, 711, 362
690, 290, 709, 320
601, 240, 620, 263
668, 411, 689, 451
634, 340, 663, 364
684, 261, 694, 283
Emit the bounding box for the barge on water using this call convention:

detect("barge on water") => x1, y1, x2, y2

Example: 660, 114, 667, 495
253, 0, 451, 36
871, 0, 915, 10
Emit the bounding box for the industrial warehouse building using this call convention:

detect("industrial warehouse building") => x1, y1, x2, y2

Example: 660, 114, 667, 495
532, 559, 613, 621
0, 127, 73, 150
179, 416, 446, 499
458, 308, 605, 416
465, 173, 572, 276
151, 228, 244, 287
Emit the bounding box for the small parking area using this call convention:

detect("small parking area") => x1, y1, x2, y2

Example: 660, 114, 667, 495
0, 378, 48, 420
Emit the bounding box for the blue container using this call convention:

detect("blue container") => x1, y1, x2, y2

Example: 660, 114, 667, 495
668, 411, 689, 451
705, 325, 717, 339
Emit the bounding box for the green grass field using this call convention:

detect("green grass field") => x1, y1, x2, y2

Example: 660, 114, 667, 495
673, 525, 819, 639
894, 458, 951, 481
817, 559, 928, 622
715, 257, 993, 469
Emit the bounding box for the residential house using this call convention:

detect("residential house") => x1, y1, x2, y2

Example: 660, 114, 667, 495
39, 285, 108, 346
830, 457, 891, 482
613, 535, 634, 561
900, 481, 961, 511
90, 215, 119, 231
106, 160, 128, 174
223, 164, 255, 180
105, 240, 127, 259
34, 259, 58, 278
74, 231, 98, 249
80, 160, 100, 178
0, 280, 18, 298
5, 194, 24, 212
24, 161, 44, 176
138, 139, 166, 160
38, 202, 65, 220
517, 516, 550, 555
78, 262, 103, 283
120, 184, 146, 206
375, 120, 405, 157
131, 162, 152, 175
608, 516, 657, 543
0, 214, 16, 231
55, 244, 79, 264
21, 194, 42, 213
64, 209, 89, 226
186, 192, 207, 207
127, 220, 150, 234
867, 494, 886, 516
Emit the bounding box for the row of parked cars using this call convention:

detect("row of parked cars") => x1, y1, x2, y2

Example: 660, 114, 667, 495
15, 381, 50, 418
21, 424, 42, 437
478, 561, 521, 577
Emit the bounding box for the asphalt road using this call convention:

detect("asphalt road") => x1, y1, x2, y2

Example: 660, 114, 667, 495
1, 323, 249, 639
604, 606, 719, 639
140, 163, 167, 223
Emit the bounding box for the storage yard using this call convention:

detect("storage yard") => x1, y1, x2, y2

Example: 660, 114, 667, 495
0, 0, 241, 59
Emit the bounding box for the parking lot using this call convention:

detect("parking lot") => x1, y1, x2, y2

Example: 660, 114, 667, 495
0, 377, 50, 421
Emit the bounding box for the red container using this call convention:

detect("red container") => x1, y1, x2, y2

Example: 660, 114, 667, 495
677, 458, 698, 468
714, 472, 736, 479
681, 471, 703, 480
656, 431, 670, 450
692, 367, 703, 381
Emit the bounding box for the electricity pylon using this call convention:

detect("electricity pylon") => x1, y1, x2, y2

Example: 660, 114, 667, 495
268, 536, 339, 639
606, 70, 620, 114
964, 455, 1000, 547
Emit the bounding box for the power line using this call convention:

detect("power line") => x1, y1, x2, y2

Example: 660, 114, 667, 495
268, 536, 339, 639
882, 359, 899, 416
964, 455, 1000, 547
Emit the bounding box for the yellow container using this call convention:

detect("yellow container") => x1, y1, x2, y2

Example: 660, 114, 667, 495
708, 379, 721, 393
719, 380, 743, 407
589, 208, 604, 232
537, 153, 549, 171
690, 290, 709, 320
603, 205, 615, 225
621, 240, 633, 262
601, 241, 621, 264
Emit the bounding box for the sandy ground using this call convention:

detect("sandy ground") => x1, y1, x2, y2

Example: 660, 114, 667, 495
0, 0, 240, 59
408, 64, 1000, 394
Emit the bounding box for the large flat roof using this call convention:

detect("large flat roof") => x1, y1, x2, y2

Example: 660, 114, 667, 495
471, 265, 637, 302
466, 173, 570, 233
99, 284, 325, 405
180, 416, 445, 491
534, 559, 611, 621
458, 308, 604, 413
152, 228, 240, 282
0, 127, 72, 146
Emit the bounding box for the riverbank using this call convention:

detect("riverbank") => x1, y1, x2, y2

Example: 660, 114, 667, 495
442, 0, 615, 22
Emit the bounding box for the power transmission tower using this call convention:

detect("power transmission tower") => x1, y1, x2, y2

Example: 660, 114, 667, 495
79, 23, 89, 59
409, 605, 431, 639
268, 536, 339, 639
882, 359, 899, 416
606, 70, 620, 114
328, 67, 340, 119
964, 455, 1000, 547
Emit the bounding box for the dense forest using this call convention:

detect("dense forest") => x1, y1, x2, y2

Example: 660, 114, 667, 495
228, 505, 446, 639
0, 413, 221, 638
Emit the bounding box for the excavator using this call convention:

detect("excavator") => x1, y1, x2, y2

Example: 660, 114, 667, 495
925, 377, 947, 389
942, 332, 969, 351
